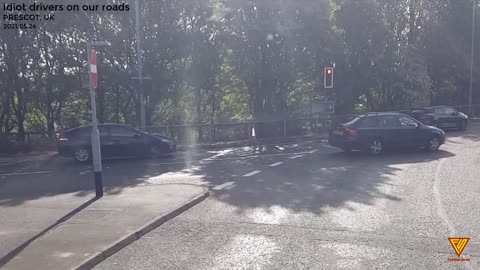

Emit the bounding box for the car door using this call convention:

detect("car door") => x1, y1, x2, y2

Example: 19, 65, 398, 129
98, 125, 114, 157
109, 125, 145, 157
397, 115, 423, 147
376, 116, 403, 148
442, 106, 459, 128
434, 107, 452, 128
356, 116, 380, 144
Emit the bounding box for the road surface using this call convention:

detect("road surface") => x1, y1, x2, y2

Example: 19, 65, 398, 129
1, 124, 480, 269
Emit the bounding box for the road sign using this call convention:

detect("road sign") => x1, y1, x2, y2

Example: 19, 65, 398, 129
87, 43, 108, 198
89, 49, 98, 89
312, 101, 335, 114
324, 67, 334, 89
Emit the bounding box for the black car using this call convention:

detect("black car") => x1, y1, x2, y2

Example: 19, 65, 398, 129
328, 112, 446, 155
58, 124, 176, 162
408, 105, 468, 131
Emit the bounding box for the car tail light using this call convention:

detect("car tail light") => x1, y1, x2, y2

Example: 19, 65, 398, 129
58, 133, 68, 141
346, 128, 358, 136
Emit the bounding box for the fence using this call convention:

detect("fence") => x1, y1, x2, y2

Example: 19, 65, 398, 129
144, 104, 480, 146
1, 104, 479, 152
143, 115, 357, 146
0, 132, 58, 153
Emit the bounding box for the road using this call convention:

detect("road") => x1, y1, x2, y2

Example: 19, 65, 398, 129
1, 124, 480, 269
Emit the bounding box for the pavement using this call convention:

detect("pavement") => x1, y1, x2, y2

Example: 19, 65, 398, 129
0, 184, 208, 270
1, 124, 480, 269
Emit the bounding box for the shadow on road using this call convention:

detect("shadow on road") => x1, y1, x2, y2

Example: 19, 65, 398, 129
444, 124, 480, 142
210, 148, 455, 216
0, 126, 468, 216
0, 146, 265, 206
0, 156, 183, 206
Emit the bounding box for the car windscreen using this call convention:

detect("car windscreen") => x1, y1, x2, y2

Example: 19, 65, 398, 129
65, 127, 91, 137
343, 117, 362, 126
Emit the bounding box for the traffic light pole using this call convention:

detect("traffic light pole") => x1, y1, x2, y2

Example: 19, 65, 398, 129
87, 43, 107, 198
135, 0, 146, 129
324, 67, 334, 100
469, 0, 476, 115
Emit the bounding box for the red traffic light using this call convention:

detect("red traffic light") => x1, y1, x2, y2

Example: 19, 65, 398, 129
324, 67, 334, 88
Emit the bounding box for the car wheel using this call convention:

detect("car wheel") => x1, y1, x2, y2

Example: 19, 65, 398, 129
74, 148, 90, 162
368, 139, 383, 155
426, 136, 440, 151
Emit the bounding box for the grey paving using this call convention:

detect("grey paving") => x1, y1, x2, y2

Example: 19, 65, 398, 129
0, 184, 208, 270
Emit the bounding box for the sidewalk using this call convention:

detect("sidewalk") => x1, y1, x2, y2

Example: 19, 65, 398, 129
0, 150, 58, 164
0, 184, 208, 270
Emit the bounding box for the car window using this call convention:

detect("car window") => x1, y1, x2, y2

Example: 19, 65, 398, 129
75, 127, 91, 137
343, 117, 362, 126
110, 126, 137, 137
359, 116, 378, 128
399, 116, 418, 127
378, 116, 400, 128
435, 107, 451, 114
444, 107, 455, 114
98, 126, 110, 137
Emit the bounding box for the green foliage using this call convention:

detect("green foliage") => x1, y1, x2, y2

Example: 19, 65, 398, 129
0, 0, 478, 137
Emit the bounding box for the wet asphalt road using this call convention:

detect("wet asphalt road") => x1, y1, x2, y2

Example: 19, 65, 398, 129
91, 123, 480, 270
2, 124, 480, 269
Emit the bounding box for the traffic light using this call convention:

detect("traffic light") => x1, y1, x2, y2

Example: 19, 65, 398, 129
324, 67, 334, 89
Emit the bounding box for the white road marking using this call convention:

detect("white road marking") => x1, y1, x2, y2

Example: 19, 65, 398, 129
148, 160, 195, 165
317, 166, 352, 172
243, 170, 261, 177
268, 162, 283, 167
320, 143, 337, 149
79, 170, 90, 175
0, 171, 53, 177
433, 159, 455, 234
433, 159, 474, 270
212, 182, 235, 191
152, 147, 326, 165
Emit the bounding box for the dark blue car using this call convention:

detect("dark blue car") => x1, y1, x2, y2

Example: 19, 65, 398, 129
58, 124, 176, 162
329, 112, 446, 155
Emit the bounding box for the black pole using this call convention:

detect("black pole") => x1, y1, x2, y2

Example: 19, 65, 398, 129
94, 171, 103, 197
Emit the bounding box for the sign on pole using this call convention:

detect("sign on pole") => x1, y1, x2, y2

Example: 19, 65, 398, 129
87, 45, 102, 198
90, 49, 98, 89
312, 101, 335, 114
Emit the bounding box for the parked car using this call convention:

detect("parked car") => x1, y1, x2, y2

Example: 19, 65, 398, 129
328, 112, 446, 155
408, 106, 468, 131
58, 124, 176, 162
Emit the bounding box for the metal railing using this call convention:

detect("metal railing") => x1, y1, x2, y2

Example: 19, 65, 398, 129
144, 104, 480, 146
143, 116, 353, 146
1, 104, 479, 151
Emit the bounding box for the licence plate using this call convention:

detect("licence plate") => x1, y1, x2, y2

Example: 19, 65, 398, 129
334, 130, 344, 135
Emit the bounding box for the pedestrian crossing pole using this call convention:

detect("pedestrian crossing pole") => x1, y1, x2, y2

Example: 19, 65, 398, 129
87, 42, 109, 198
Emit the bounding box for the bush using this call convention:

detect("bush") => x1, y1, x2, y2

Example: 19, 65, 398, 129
0, 138, 32, 154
